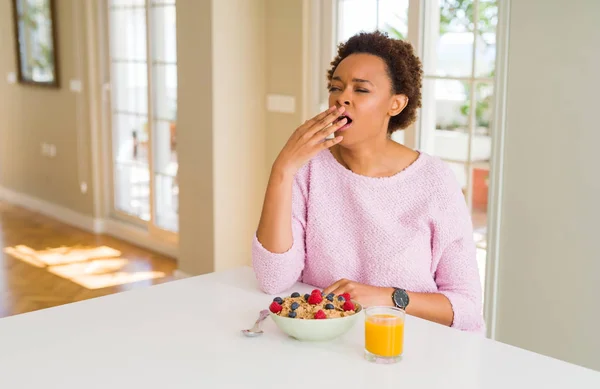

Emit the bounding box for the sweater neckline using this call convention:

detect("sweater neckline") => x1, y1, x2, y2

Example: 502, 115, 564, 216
322, 148, 427, 184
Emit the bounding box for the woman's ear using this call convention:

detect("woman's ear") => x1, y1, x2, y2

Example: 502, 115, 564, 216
389, 94, 409, 117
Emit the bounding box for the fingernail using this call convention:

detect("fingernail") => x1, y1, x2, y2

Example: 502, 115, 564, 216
338, 106, 345, 112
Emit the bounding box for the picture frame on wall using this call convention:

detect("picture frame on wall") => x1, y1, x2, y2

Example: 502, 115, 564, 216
11, 0, 59, 88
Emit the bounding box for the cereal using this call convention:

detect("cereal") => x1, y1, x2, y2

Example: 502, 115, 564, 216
269, 291, 358, 319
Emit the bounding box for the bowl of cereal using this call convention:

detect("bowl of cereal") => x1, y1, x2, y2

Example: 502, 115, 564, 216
268, 289, 362, 341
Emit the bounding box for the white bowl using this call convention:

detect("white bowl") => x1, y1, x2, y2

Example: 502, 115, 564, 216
269, 301, 363, 341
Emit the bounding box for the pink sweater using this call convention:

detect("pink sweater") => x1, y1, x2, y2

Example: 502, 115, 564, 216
252, 149, 485, 333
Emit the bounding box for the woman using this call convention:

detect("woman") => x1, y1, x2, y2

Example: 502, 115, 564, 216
252, 31, 484, 333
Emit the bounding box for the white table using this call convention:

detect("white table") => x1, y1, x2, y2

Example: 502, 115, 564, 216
0, 266, 598, 388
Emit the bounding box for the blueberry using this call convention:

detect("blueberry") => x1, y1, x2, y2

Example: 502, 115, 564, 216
291, 292, 300, 298
288, 311, 297, 318
291, 302, 300, 310
273, 297, 283, 305
326, 293, 334, 302
304, 293, 310, 301
325, 303, 335, 310
337, 296, 345, 302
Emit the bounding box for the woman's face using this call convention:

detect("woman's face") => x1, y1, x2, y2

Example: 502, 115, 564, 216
328, 53, 406, 147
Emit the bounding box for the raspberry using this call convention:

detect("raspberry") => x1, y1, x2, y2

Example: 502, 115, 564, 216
314, 310, 327, 319
269, 301, 283, 314
340, 293, 351, 302
308, 293, 323, 305
343, 301, 355, 311
311, 289, 321, 295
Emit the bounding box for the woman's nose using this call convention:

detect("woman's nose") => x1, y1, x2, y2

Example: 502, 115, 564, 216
337, 93, 351, 106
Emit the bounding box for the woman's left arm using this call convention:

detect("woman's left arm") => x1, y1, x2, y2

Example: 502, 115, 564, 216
324, 171, 485, 333
324, 229, 484, 332
322, 280, 455, 327
427, 172, 485, 333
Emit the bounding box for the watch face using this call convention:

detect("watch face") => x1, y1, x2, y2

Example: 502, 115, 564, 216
393, 289, 409, 309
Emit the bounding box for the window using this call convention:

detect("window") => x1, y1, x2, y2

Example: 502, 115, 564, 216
338, 0, 409, 43
107, 0, 178, 234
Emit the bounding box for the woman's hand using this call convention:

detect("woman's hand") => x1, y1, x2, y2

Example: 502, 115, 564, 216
324, 279, 456, 327
323, 279, 395, 308
273, 105, 347, 177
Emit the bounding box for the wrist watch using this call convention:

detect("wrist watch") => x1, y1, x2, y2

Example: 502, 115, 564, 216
391, 288, 410, 310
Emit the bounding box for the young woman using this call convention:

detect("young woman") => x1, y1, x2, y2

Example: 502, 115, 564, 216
252, 31, 484, 333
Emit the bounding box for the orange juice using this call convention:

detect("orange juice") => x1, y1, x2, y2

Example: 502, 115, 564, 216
365, 314, 404, 356
364, 309, 405, 362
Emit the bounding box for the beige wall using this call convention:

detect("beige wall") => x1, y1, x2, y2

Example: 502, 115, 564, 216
212, 0, 267, 272
0, 0, 96, 217
177, 0, 268, 274
179, 0, 302, 274
176, 0, 215, 274
265, 0, 306, 169
495, 0, 600, 371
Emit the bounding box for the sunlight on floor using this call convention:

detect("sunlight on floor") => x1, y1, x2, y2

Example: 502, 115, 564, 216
3, 245, 166, 289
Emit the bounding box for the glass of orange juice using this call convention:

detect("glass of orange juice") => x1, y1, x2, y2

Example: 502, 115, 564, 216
364, 306, 405, 364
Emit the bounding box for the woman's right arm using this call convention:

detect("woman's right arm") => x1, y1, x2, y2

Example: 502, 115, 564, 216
255, 167, 295, 255
252, 105, 347, 294
252, 168, 306, 294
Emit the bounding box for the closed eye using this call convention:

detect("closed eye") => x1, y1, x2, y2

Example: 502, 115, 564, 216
328, 86, 369, 93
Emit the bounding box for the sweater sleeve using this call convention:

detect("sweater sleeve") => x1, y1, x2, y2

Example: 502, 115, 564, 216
251, 169, 308, 295
431, 169, 486, 334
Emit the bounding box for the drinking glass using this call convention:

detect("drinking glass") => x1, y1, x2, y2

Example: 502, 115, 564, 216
364, 306, 405, 364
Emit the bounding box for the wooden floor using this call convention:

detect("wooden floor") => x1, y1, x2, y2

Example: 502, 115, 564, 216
0, 201, 177, 319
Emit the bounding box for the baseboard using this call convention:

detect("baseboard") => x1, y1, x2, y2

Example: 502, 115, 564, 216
102, 218, 179, 259
173, 270, 192, 279
0, 185, 101, 233
0, 185, 178, 259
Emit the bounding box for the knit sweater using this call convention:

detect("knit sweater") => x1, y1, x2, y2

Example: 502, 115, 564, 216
252, 149, 485, 333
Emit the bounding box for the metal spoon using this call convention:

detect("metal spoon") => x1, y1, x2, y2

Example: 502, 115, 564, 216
241, 309, 270, 337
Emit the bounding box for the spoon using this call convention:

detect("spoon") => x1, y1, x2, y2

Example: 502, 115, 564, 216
241, 309, 270, 337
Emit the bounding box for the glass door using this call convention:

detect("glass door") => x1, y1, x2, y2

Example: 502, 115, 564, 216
106, 0, 178, 236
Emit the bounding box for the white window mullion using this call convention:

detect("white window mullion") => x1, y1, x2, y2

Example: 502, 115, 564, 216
417, 0, 440, 154
321, 0, 337, 113
145, 0, 157, 226
150, 1, 179, 233
399, 0, 425, 149
465, 0, 481, 212
407, 0, 423, 56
